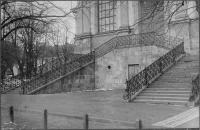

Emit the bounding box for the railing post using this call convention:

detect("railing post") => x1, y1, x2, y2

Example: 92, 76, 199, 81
135, 119, 141, 129
172, 48, 175, 63
9, 106, 14, 123
83, 114, 89, 129
159, 60, 163, 74
127, 80, 132, 103
145, 67, 148, 85
44, 109, 47, 130
23, 85, 25, 94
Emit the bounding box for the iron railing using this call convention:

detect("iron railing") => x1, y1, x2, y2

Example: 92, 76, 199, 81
23, 52, 95, 94
2, 32, 183, 94
1, 54, 83, 94
189, 74, 199, 102
116, 32, 182, 48
124, 42, 185, 102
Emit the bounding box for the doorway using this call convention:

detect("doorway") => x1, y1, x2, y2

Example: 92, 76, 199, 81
128, 64, 140, 80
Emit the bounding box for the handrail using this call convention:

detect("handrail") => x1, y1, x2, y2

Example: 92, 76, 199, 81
189, 74, 199, 102
1, 53, 83, 94
2, 32, 184, 94
23, 51, 95, 94
125, 42, 185, 102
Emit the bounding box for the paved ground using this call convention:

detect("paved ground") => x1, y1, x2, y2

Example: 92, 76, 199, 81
1, 89, 197, 129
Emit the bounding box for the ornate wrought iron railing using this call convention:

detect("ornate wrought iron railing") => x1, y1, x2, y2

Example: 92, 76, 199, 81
1, 53, 83, 94
23, 51, 95, 94
189, 74, 199, 102
2, 32, 184, 94
116, 32, 182, 48
124, 42, 185, 102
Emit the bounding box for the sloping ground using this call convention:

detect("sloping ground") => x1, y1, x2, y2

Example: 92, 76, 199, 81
133, 55, 199, 105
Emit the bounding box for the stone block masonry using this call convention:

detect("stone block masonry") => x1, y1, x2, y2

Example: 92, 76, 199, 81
34, 63, 95, 94
95, 45, 169, 90
34, 45, 169, 94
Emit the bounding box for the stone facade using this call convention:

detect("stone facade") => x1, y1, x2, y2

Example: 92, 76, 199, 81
70, 1, 199, 91
34, 63, 95, 94
95, 45, 169, 89
35, 1, 199, 94
73, 1, 199, 54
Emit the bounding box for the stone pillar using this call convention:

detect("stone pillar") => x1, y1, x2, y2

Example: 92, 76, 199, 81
133, 1, 140, 34
116, 1, 121, 29
75, 9, 83, 35
83, 2, 91, 35
91, 1, 98, 35
119, 1, 129, 29
128, 1, 134, 30
187, 1, 198, 19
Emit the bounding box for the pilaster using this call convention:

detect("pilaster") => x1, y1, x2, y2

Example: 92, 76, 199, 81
119, 1, 129, 29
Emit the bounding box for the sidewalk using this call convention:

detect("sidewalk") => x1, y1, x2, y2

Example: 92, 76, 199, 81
1, 89, 195, 129
152, 106, 199, 128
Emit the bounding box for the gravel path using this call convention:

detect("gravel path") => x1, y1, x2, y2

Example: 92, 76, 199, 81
1, 89, 190, 129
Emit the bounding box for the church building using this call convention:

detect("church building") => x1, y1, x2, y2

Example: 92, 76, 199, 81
72, 1, 199, 90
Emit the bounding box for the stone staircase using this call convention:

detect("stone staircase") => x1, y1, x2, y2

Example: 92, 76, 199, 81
2, 33, 183, 94
133, 55, 199, 105
6, 87, 21, 94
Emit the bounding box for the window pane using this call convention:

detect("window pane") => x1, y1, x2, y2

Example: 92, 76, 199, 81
102, 4, 105, 10
110, 17, 113, 23
109, 2, 113, 9
102, 11, 105, 17
99, 4, 102, 11
102, 19, 105, 25
114, 16, 116, 22
106, 3, 109, 10
110, 25, 113, 30
101, 26, 105, 32
106, 18, 109, 24
114, 24, 116, 29
105, 10, 109, 17
105, 25, 109, 31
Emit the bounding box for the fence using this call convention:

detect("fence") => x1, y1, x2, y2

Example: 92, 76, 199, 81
5, 106, 142, 129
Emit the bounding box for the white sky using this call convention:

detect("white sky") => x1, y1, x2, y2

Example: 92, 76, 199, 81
51, 1, 77, 43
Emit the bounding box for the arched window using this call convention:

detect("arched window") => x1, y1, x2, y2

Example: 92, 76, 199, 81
98, 1, 117, 32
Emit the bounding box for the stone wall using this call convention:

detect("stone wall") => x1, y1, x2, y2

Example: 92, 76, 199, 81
33, 45, 169, 94
95, 45, 169, 90
34, 63, 95, 94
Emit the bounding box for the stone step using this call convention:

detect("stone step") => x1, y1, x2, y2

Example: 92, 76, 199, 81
161, 75, 193, 78
146, 87, 190, 91
6, 92, 20, 94
177, 63, 199, 66
165, 71, 199, 74
133, 99, 188, 105
149, 85, 189, 88
155, 78, 191, 82
164, 72, 198, 75
152, 82, 190, 86
136, 96, 188, 101
139, 93, 189, 97
154, 80, 190, 83
142, 90, 190, 94
159, 76, 192, 79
